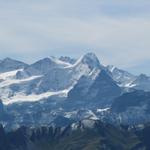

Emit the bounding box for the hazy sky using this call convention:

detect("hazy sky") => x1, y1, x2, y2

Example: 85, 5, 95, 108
0, 0, 150, 75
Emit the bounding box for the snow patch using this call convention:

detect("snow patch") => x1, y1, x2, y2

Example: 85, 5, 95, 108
3, 89, 70, 105
97, 108, 110, 113
0, 75, 42, 88
0, 69, 22, 80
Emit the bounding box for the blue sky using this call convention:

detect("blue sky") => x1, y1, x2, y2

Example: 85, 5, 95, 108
0, 0, 150, 75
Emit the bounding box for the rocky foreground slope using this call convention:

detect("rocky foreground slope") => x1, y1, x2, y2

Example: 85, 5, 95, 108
0, 120, 150, 150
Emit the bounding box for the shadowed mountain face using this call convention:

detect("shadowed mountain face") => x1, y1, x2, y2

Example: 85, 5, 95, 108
0, 121, 148, 150
112, 91, 150, 113
67, 70, 121, 107
0, 100, 4, 113
131, 74, 150, 91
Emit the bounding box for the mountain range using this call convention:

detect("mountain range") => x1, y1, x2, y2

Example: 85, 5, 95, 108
0, 53, 150, 129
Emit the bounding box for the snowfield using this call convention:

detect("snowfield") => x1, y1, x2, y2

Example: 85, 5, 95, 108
3, 89, 70, 105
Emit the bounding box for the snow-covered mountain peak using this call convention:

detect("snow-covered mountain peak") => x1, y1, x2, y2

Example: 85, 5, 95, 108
16, 56, 72, 79
80, 52, 100, 69
2, 57, 22, 64
2, 58, 26, 65
0, 58, 28, 73
107, 65, 136, 88
129, 73, 150, 91
68, 52, 101, 71
39, 57, 52, 62
36, 57, 72, 68
33, 57, 55, 67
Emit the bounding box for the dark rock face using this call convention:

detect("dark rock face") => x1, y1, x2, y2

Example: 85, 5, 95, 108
106, 91, 150, 125
0, 100, 4, 113
88, 70, 121, 102
80, 52, 101, 70
67, 70, 121, 107
59, 56, 76, 64
0, 125, 10, 150
112, 90, 150, 113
